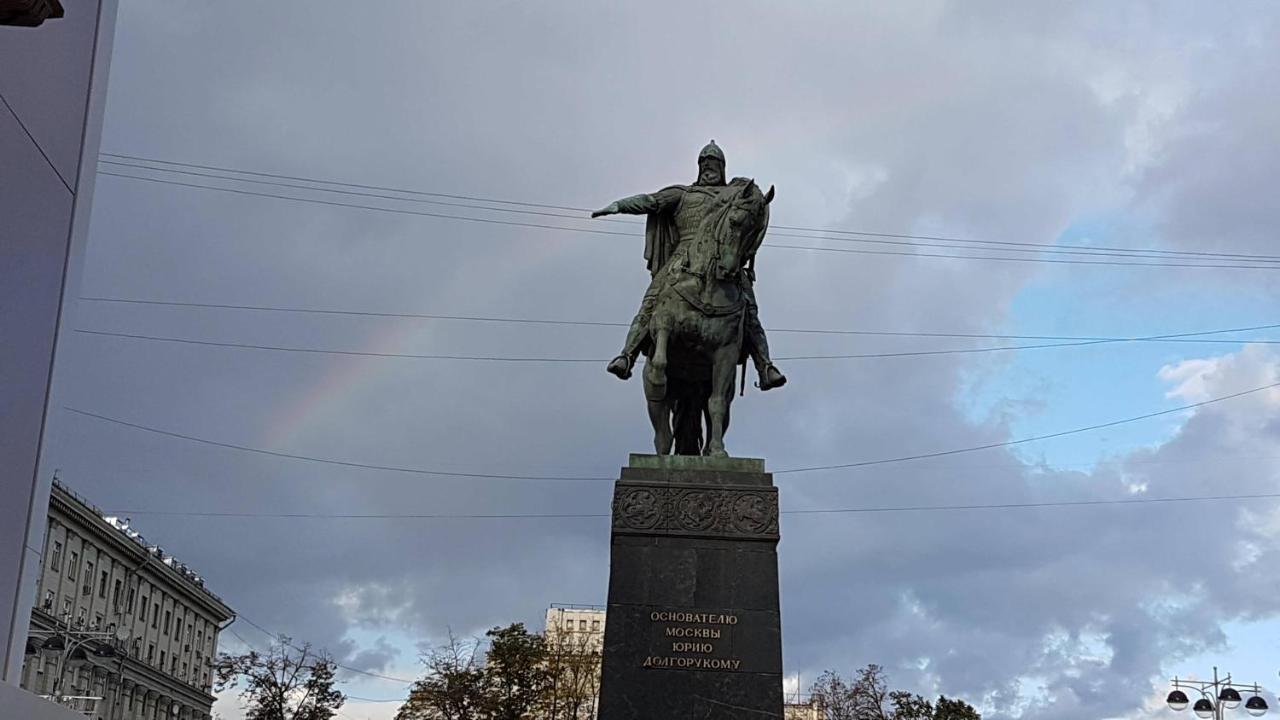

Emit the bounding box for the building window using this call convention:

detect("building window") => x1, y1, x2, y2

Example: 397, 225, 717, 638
50, 541, 62, 572
591, 620, 600, 631
152, 604, 159, 629
62, 596, 72, 617
579, 619, 588, 631
68, 552, 79, 580
112, 578, 122, 607
126, 587, 135, 613
94, 612, 103, 630
139, 597, 148, 622
160, 650, 166, 669
99, 570, 108, 598
182, 662, 188, 680
76, 607, 86, 626
175, 617, 183, 641
148, 644, 155, 663
164, 610, 172, 634
42, 590, 54, 611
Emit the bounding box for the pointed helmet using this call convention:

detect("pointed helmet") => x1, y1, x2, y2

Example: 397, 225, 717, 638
698, 139, 725, 164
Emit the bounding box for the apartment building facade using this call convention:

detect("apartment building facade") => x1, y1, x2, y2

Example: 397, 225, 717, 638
19, 482, 235, 719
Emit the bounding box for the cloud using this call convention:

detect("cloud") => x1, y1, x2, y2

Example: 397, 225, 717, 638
47, 2, 1280, 718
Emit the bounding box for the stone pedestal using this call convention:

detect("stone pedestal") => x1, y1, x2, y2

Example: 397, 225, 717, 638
598, 454, 782, 720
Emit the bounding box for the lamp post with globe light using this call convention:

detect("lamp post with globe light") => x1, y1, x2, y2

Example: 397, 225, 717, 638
1168, 667, 1268, 719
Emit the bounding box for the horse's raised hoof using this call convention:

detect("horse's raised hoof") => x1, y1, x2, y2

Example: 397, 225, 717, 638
606, 355, 633, 380
705, 445, 729, 459
757, 364, 787, 391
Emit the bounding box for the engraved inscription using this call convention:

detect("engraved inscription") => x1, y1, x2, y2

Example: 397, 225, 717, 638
644, 608, 744, 672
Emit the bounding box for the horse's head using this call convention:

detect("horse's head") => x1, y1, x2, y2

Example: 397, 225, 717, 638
708, 177, 774, 278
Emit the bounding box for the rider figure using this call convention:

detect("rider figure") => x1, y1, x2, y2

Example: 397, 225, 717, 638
591, 140, 787, 391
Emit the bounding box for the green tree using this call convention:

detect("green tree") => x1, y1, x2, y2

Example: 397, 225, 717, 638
483, 624, 551, 720
396, 633, 487, 720
214, 637, 345, 720
397, 624, 552, 720
933, 696, 981, 720
808, 664, 980, 720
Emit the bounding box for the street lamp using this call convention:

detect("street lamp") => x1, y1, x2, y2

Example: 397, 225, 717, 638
1168, 668, 1268, 719
27, 614, 130, 708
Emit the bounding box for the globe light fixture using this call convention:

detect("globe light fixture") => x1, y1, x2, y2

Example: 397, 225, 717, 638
1170, 668, 1266, 719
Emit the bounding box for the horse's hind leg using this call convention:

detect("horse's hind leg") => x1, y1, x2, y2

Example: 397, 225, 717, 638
704, 345, 739, 458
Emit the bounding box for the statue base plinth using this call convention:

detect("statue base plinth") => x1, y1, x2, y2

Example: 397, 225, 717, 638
597, 454, 782, 720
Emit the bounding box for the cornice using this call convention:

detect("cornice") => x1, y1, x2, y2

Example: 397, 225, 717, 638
49, 486, 234, 620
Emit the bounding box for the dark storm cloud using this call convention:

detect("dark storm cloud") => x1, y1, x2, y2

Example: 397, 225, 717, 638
46, 2, 1280, 718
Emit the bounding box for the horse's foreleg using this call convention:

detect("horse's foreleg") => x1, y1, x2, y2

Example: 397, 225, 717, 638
647, 399, 673, 455
643, 325, 671, 402
704, 345, 739, 458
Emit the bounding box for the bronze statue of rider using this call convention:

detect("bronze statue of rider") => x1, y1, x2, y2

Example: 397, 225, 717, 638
591, 140, 787, 391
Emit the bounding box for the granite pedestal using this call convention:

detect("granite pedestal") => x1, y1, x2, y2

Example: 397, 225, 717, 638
597, 454, 782, 720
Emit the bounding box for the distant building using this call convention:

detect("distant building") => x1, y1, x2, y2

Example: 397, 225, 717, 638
543, 605, 605, 720
544, 605, 606, 646
784, 697, 823, 720
19, 481, 235, 719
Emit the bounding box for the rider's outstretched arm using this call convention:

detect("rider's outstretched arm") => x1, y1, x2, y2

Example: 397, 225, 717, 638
591, 187, 682, 217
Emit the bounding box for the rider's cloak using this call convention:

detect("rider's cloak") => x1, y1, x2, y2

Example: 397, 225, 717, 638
643, 184, 689, 277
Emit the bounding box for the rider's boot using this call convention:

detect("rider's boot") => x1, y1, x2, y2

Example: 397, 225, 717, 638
746, 317, 786, 391
753, 355, 787, 391
607, 318, 646, 380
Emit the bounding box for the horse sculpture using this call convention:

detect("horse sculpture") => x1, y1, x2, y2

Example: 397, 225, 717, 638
641, 178, 774, 458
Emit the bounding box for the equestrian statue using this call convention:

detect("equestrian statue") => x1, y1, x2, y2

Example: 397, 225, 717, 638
592, 140, 785, 458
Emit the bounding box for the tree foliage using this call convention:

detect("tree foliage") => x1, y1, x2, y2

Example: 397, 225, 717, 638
397, 623, 594, 720
808, 664, 980, 720
396, 632, 487, 720
542, 622, 603, 720
483, 624, 552, 720
214, 637, 345, 720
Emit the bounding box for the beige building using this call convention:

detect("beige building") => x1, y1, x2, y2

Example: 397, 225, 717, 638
543, 605, 605, 720
784, 698, 823, 720
544, 605, 605, 646
19, 481, 235, 719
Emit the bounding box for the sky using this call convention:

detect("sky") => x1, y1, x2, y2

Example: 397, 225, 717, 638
36, 1, 1280, 718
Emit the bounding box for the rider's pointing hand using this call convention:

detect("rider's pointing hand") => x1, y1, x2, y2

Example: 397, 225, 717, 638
591, 202, 620, 218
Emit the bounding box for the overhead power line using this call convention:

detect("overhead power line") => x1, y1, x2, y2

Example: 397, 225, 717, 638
72, 323, 1280, 364
77, 297, 1280, 347
99, 151, 1280, 264
236, 614, 415, 685
774, 380, 1280, 474
63, 407, 611, 482
94, 169, 1280, 272
64, 379, 1280, 479
97, 158, 1280, 266
2, 90, 73, 193
107, 492, 1280, 520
